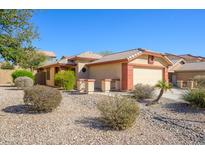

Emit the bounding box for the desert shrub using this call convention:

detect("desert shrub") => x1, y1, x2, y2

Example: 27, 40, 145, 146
193, 75, 205, 87
11, 69, 34, 81
183, 88, 205, 108
54, 70, 76, 90
131, 84, 155, 100
24, 85, 62, 112
14, 77, 34, 89
0, 61, 14, 69
97, 97, 140, 130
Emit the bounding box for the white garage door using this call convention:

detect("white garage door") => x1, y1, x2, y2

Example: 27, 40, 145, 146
133, 68, 163, 86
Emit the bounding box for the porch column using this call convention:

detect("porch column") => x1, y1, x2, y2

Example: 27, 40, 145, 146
101, 79, 112, 92
187, 80, 194, 89
85, 79, 95, 94
77, 79, 86, 93
177, 80, 183, 88
163, 67, 169, 82
121, 63, 133, 91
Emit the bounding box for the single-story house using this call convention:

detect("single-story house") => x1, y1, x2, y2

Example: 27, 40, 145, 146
37, 51, 103, 86
165, 53, 186, 85
165, 53, 205, 86
37, 48, 172, 91
172, 62, 205, 82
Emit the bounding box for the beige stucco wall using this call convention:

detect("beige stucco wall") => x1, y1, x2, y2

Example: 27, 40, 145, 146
0, 68, 37, 85
0, 69, 15, 84
175, 71, 205, 82
46, 67, 55, 86
88, 63, 122, 89
129, 55, 165, 86
76, 61, 89, 79
129, 55, 167, 67
168, 61, 184, 72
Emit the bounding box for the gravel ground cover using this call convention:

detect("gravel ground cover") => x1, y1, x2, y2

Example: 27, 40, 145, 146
0, 86, 204, 144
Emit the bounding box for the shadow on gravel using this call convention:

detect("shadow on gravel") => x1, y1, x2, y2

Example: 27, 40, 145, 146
162, 102, 205, 114
2, 104, 42, 114
5, 88, 23, 91
154, 115, 205, 124
0, 85, 14, 87
75, 117, 112, 131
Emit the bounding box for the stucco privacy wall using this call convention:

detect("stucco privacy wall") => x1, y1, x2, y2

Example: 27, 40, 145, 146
88, 63, 122, 89
175, 71, 205, 82
0, 69, 14, 84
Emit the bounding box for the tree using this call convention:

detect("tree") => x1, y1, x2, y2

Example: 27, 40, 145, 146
54, 70, 76, 91
18, 50, 46, 71
146, 80, 172, 106
0, 10, 38, 65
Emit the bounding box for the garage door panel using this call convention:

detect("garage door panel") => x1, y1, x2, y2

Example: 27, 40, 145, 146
133, 68, 162, 86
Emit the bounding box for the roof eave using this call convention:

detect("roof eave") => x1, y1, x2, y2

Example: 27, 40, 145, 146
87, 59, 128, 66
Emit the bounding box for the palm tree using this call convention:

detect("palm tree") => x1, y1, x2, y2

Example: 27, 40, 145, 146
147, 80, 172, 106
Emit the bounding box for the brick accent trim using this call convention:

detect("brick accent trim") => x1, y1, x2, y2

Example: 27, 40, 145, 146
121, 63, 133, 91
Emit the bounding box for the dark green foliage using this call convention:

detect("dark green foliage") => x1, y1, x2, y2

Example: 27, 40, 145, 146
14, 76, 34, 89
183, 88, 205, 108
54, 70, 76, 90
153, 80, 172, 102
0, 61, 14, 69
97, 97, 139, 130
24, 85, 62, 112
131, 84, 155, 100
0, 10, 39, 66
11, 69, 34, 81
18, 50, 46, 70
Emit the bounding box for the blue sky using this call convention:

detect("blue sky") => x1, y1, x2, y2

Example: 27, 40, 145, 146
32, 10, 205, 59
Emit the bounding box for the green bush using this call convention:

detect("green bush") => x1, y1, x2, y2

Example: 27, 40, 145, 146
11, 70, 34, 81
183, 88, 205, 108
24, 85, 62, 112
0, 61, 14, 69
97, 97, 140, 130
131, 84, 155, 100
14, 77, 33, 89
54, 70, 76, 90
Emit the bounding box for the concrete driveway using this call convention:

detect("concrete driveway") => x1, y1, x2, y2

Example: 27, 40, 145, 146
159, 88, 186, 101
97, 87, 186, 101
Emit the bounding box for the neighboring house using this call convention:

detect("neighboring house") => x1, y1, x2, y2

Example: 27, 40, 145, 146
165, 53, 205, 86
0, 50, 56, 85
171, 62, 205, 83
38, 48, 172, 91
165, 53, 205, 63
38, 50, 57, 64
179, 54, 205, 63
165, 53, 186, 85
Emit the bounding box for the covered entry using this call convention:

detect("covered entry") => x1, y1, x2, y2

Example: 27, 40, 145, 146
133, 67, 163, 86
